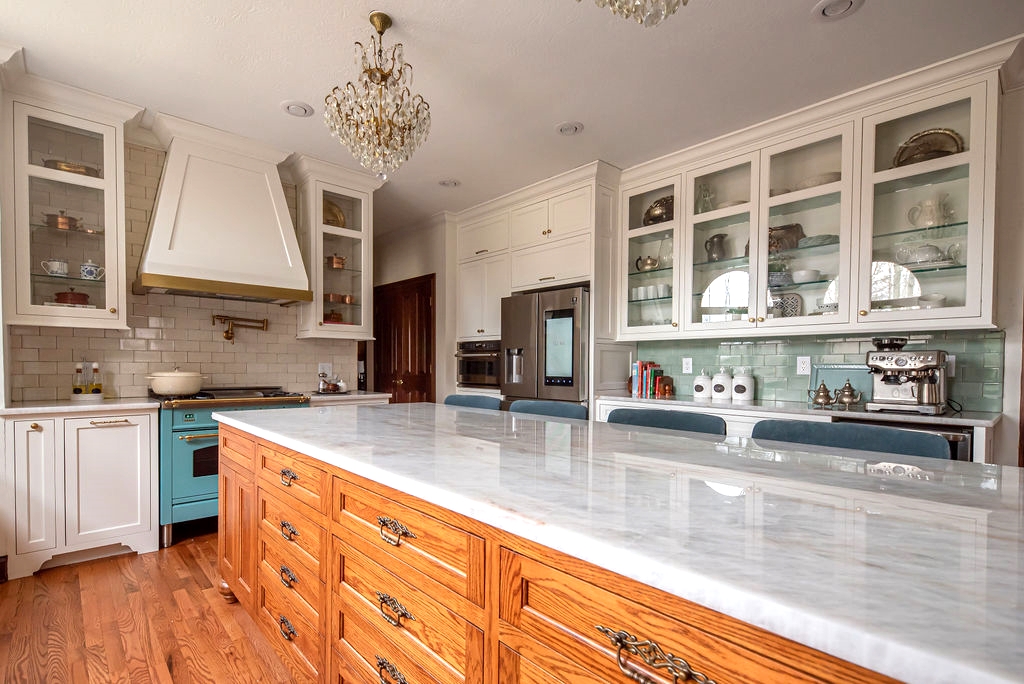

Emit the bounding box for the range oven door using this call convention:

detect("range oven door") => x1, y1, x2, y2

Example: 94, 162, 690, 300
168, 428, 220, 520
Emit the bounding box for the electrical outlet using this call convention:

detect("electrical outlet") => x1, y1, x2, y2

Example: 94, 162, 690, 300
796, 356, 811, 375
946, 354, 956, 377
318, 362, 333, 377
682, 357, 693, 374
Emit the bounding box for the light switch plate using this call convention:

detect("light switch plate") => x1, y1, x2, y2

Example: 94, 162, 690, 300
318, 362, 333, 376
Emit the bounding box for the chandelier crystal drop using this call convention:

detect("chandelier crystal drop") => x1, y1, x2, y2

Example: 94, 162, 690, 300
581, 0, 688, 27
324, 11, 431, 181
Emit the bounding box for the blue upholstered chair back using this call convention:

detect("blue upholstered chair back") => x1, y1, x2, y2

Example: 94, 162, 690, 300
606, 408, 726, 436
750, 419, 950, 459
508, 399, 588, 420
443, 394, 502, 410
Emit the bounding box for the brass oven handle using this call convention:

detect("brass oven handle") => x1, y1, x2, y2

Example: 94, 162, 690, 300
279, 520, 300, 541
178, 432, 219, 441
279, 468, 299, 486
596, 626, 716, 684
377, 515, 417, 547
279, 565, 298, 589
375, 591, 416, 628
278, 615, 297, 641
90, 418, 131, 426
376, 655, 408, 684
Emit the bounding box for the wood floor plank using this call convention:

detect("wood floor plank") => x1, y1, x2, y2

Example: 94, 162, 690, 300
77, 560, 115, 684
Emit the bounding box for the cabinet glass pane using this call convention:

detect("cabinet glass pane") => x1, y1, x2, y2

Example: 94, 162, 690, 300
29, 177, 106, 310
627, 184, 674, 231
626, 228, 673, 327
691, 213, 750, 323
323, 190, 362, 232
873, 98, 971, 173
693, 163, 750, 214
322, 232, 363, 327
768, 136, 842, 199
27, 116, 105, 179
766, 193, 843, 319
869, 165, 969, 312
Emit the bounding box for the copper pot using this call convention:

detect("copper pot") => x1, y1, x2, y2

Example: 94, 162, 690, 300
42, 210, 80, 231
326, 254, 346, 269
54, 288, 89, 305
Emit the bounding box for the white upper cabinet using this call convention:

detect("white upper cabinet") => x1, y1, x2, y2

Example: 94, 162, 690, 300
456, 253, 509, 339
510, 186, 591, 250
458, 212, 509, 261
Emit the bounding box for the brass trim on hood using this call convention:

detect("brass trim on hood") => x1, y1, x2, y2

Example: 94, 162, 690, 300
136, 273, 313, 304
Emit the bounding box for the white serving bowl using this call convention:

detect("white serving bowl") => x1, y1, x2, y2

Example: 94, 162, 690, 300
919, 293, 947, 309
791, 269, 821, 283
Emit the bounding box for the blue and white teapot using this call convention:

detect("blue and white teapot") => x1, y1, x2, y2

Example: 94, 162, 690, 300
80, 259, 105, 281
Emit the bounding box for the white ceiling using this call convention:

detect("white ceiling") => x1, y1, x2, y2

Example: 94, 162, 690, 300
2, 1, 1024, 234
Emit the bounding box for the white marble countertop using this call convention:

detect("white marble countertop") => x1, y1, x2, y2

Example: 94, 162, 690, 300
1, 397, 160, 415
596, 392, 1002, 427
214, 402, 1022, 684
306, 390, 391, 404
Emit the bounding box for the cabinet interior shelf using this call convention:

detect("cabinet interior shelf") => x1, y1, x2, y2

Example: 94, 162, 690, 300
770, 241, 841, 259
769, 277, 832, 291
767, 185, 842, 211
628, 296, 672, 304
30, 222, 104, 237
693, 255, 750, 271
693, 210, 750, 232
32, 273, 105, 286
906, 262, 966, 276
872, 221, 967, 241
872, 160, 969, 195
629, 266, 674, 278
325, 267, 363, 276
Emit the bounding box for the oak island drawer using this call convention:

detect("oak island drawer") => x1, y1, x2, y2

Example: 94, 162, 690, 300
330, 536, 484, 681
258, 488, 327, 579
499, 549, 822, 684
219, 425, 257, 471
257, 574, 323, 683
259, 533, 325, 631
333, 477, 485, 605
258, 444, 330, 515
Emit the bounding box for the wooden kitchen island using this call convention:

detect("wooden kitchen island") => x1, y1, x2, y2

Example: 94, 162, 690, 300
213, 403, 1022, 684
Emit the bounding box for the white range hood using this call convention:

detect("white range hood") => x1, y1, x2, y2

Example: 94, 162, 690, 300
135, 115, 312, 304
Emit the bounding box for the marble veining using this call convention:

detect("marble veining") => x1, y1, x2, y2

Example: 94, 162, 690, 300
214, 403, 1022, 684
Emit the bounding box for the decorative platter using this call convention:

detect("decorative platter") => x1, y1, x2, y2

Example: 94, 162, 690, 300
323, 200, 346, 228
892, 128, 964, 168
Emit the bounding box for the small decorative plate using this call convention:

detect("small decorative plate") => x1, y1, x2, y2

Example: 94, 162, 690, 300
774, 293, 802, 317
798, 234, 840, 248
892, 128, 964, 168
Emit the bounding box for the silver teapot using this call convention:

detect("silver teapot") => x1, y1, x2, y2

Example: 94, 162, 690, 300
808, 381, 835, 409
832, 379, 862, 410
635, 256, 660, 272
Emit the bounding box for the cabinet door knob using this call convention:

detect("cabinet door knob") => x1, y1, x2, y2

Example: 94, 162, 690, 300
30, 422, 41, 431
757, 316, 765, 322
671, 322, 678, 327
109, 307, 116, 314
859, 309, 868, 316
748, 317, 756, 323
318, 321, 324, 326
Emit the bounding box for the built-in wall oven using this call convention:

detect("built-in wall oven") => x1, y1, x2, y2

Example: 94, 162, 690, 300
456, 340, 501, 389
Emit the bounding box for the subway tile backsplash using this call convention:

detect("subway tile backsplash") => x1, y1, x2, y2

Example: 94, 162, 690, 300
638, 329, 1005, 412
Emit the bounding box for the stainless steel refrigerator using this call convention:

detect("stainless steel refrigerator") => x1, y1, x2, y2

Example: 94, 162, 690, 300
499, 286, 589, 404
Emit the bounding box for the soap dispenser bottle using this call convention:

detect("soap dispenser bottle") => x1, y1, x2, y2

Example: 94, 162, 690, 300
711, 367, 732, 402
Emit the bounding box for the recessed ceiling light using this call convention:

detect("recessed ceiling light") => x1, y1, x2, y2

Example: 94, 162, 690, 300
811, 0, 863, 20
557, 121, 585, 136
438, 179, 461, 188
281, 100, 314, 118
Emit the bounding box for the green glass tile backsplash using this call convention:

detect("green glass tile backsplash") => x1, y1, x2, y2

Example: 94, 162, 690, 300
637, 329, 1004, 411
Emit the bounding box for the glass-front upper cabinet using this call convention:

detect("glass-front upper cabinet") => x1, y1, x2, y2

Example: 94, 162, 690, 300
4, 102, 125, 328
683, 154, 758, 332
620, 176, 680, 338
857, 83, 988, 324
755, 125, 854, 328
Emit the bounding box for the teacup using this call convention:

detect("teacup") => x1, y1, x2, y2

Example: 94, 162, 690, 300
41, 258, 68, 276
80, 260, 105, 280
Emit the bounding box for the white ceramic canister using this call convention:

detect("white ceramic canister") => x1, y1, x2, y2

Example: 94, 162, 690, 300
711, 367, 732, 402
732, 366, 755, 402
693, 369, 713, 400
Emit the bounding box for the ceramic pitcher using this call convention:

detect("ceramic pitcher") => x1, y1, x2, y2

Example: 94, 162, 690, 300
907, 194, 953, 227
704, 233, 728, 262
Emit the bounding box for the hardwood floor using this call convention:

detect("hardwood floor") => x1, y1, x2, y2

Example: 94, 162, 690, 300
0, 532, 292, 683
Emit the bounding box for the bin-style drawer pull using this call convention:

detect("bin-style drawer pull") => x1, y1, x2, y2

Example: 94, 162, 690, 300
279, 467, 299, 486
90, 418, 131, 426
596, 626, 716, 684
278, 614, 297, 641
279, 564, 298, 588
376, 515, 417, 547
375, 655, 408, 684
279, 520, 300, 541
375, 591, 416, 628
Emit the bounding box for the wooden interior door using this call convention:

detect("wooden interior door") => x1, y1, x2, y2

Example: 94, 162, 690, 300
373, 274, 435, 403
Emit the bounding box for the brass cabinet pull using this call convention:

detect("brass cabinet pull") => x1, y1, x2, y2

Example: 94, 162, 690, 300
859, 309, 868, 316
395, 379, 404, 386
90, 418, 131, 426
748, 317, 756, 323
596, 626, 716, 684
376, 655, 408, 684
477, 328, 484, 333
377, 515, 417, 547
475, 249, 488, 255
756, 316, 765, 322
109, 307, 117, 314
376, 591, 416, 628
279, 467, 299, 486
30, 422, 41, 431
278, 615, 297, 641
538, 276, 556, 281
671, 322, 678, 327
279, 565, 298, 589
279, 520, 300, 541
178, 432, 219, 441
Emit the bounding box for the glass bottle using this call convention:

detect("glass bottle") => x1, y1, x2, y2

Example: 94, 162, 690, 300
88, 362, 103, 395
72, 362, 86, 395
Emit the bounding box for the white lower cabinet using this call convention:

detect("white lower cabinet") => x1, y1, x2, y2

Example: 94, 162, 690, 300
4, 408, 158, 579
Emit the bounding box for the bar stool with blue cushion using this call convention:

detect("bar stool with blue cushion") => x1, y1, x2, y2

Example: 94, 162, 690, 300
606, 408, 726, 436
443, 394, 501, 410
750, 419, 950, 459
508, 399, 588, 420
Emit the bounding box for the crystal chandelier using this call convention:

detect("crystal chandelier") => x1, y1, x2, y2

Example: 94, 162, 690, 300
579, 0, 688, 27
324, 12, 431, 181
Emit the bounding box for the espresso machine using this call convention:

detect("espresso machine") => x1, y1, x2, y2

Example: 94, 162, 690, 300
865, 337, 948, 415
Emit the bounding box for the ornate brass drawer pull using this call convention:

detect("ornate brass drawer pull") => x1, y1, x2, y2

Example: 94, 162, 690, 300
90, 418, 132, 426
376, 515, 417, 547
278, 615, 297, 641
596, 626, 716, 684
279, 520, 300, 541
279, 467, 300, 486
375, 591, 416, 628
279, 564, 298, 588
375, 655, 408, 684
